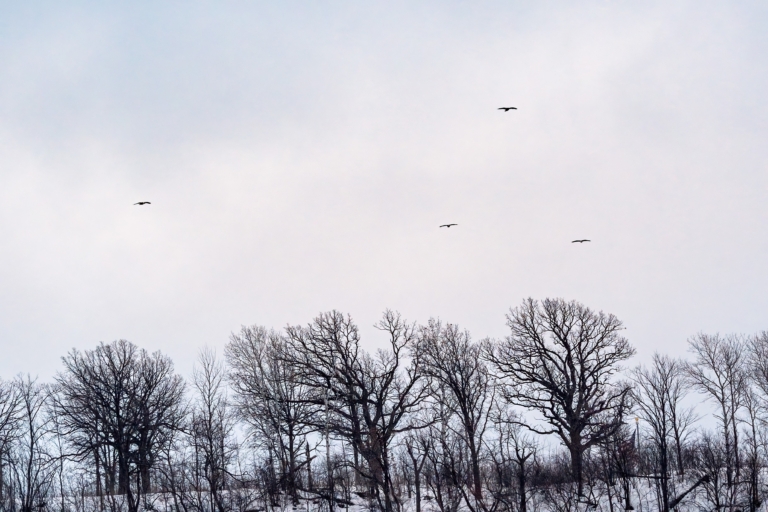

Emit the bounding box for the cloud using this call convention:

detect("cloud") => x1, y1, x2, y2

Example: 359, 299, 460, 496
0, 1, 767, 378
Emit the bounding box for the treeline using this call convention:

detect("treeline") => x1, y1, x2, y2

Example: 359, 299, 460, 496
0, 298, 767, 512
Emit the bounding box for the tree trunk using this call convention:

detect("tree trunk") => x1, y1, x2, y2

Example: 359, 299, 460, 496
140, 462, 151, 494
306, 443, 313, 491
624, 479, 633, 511
518, 468, 527, 512
659, 443, 669, 512
720, 402, 733, 490
118, 449, 130, 495
95, 450, 105, 512
731, 410, 740, 487
673, 432, 685, 477
415, 467, 422, 512
468, 435, 483, 502
353, 443, 361, 487
569, 435, 584, 496
288, 432, 298, 503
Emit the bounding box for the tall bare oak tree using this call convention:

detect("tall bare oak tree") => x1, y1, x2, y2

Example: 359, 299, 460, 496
485, 298, 635, 495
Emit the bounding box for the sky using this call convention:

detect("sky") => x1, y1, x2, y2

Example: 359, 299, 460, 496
1, 1, 767, 381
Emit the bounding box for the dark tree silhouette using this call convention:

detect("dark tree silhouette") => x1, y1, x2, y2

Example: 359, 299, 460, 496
685, 333, 746, 498
486, 298, 635, 495
190, 348, 237, 512
284, 310, 430, 512
54, 340, 184, 512
631, 354, 694, 512
0, 379, 20, 508
226, 326, 317, 503
488, 407, 537, 512
417, 319, 492, 508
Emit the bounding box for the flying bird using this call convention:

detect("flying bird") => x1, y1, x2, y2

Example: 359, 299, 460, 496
440, 224, 458, 228
133, 201, 151, 206
571, 239, 591, 243
498, 107, 517, 111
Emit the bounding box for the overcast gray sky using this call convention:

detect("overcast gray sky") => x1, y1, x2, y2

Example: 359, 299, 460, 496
1, 1, 767, 379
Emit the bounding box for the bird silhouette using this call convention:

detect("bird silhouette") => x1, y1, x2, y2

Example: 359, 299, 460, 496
133, 201, 151, 206
498, 107, 517, 111
571, 239, 591, 243
440, 224, 458, 228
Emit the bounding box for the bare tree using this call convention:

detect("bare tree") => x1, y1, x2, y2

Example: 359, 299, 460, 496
666, 371, 698, 479
596, 424, 638, 512
56, 340, 141, 502
133, 346, 186, 495
0, 378, 20, 509
685, 333, 746, 496
631, 353, 693, 512
403, 431, 431, 512
9, 303, 768, 512
485, 298, 635, 495
745, 331, 768, 511
424, 415, 465, 512
488, 407, 537, 512
191, 348, 237, 512
54, 340, 184, 512
690, 432, 728, 511
226, 326, 317, 503
8, 376, 55, 512
284, 310, 430, 512
749, 331, 768, 399
739, 386, 763, 512
417, 319, 493, 507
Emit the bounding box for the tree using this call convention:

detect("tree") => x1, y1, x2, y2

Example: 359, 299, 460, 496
403, 430, 431, 512
0, 379, 20, 508
191, 348, 237, 512
55, 341, 138, 497
133, 346, 186, 494
748, 330, 768, 412
685, 333, 746, 496
631, 354, 691, 512
417, 319, 493, 507
597, 424, 638, 512
690, 432, 727, 511
666, 367, 698, 478
54, 340, 184, 512
423, 410, 466, 512
739, 386, 763, 512
488, 407, 537, 512
8, 376, 55, 512
226, 326, 317, 503
485, 298, 635, 495
284, 310, 430, 512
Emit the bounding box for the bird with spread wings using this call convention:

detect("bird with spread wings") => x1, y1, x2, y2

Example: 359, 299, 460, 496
440, 224, 458, 228
498, 107, 517, 111
134, 201, 151, 206
571, 239, 591, 243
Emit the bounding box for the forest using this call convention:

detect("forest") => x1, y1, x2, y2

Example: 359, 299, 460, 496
0, 298, 766, 512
